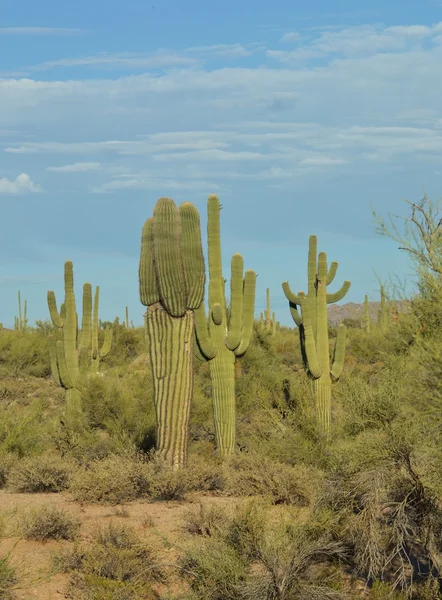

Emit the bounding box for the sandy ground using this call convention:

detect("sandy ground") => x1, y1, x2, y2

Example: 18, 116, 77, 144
0, 490, 238, 599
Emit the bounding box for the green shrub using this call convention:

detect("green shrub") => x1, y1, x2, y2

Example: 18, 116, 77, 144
21, 505, 80, 541
54, 522, 161, 600
69, 454, 150, 505
7, 454, 74, 492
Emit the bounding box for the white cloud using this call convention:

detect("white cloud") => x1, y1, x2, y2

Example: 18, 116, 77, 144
0, 173, 42, 194
299, 156, 347, 165
268, 21, 442, 62
33, 52, 197, 71
0, 27, 86, 36
93, 175, 220, 193
46, 162, 101, 172
280, 32, 301, 43
185, 43, 252, 58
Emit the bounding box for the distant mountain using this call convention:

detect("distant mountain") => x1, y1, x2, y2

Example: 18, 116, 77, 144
327, 300, 410, 327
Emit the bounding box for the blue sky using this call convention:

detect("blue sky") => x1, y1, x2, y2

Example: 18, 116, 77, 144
1, 0, 441, 327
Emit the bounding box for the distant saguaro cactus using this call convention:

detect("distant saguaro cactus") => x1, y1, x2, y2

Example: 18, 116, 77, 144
282, 235, 350, 438
90, 287, 113, 373
364, 294, 370, 333
139, 197, 205, 469
194, 195, 256, 456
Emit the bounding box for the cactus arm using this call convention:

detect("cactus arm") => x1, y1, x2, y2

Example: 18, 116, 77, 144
326, 280, 351, 304
63, 261, 80, 385
139, 218, 160, 307
234, 269, 257, 357
211, 303, 224, 326
47, 291, 64, 328
331, 324, 347, 381
207, 195, 226, 310
194, 303, 217, 360
179, 202, 205, 309
289, 303, 303, 327
225, 254, 244, 351
282, 281, 303, 305
301, 300, 322, 379
55, 341, 73, 389
79, 283, 92, 350
100, 327, 113, 357
48, 335, 61, 387
152, 199, 187, 317
326, 261, 338, 285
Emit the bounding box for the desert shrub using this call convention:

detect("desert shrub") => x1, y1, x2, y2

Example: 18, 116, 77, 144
319, 432, 442, 595
184, 503, 229, 537
21, 505, 80, 541
54, 522, 161, 600
225, 453, 320, 506
69, 453, 150, 504
0, 400, 50, 457
181, 503, 349, 600
0, 330, 51, 378
0, 555, 15, 600
334, 366, 401, 436
79, 371, 155, 450
102, 327, 146, 368
7, 454, 74, 492
0, 454, 17, 489
180, 537, 248, 600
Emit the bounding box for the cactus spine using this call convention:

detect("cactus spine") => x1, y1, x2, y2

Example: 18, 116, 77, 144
282, 235, 350, 438
194, 195, 257, 456
139, 197, 205, 469
47, 261, 92, 427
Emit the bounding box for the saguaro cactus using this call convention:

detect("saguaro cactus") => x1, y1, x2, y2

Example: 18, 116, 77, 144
282, 235, 350, 437
139, 197, 205, 469
364, 294, 370, 332
265, 288, 272, 332
378, 285, 390, 332
194, 195, 257, 456
15, 291, 28, 331
47, 261, 92, 427
90, 287, 113, 373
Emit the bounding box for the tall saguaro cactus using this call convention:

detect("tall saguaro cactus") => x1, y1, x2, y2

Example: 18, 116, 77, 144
194, 195, 257, 456
139, 197, 205, 469
47, 261, 92, 427
282, 235, 350, 437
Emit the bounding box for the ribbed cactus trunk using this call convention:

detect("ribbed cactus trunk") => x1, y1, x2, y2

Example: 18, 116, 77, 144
147, 306, 194, 468
313, 254, 332, 437
209, 343, 236, 456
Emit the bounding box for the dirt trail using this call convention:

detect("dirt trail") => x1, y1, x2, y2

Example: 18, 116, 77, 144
0, 490, 237, 599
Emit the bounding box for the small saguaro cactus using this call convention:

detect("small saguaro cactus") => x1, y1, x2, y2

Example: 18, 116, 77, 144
90, 287, 113, 373
47, 261, 92, 428
139, 197, 205, 469
282, 235, 350, 438
378, 285, 390, 332
194, 195, 257, 457
364, 294, 370, 332
266, 288, 272, 331
15, 291, 28, 331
